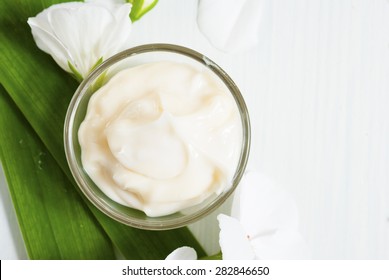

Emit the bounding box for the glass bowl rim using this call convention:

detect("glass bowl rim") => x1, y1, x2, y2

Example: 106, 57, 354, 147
64, 43, 251, 230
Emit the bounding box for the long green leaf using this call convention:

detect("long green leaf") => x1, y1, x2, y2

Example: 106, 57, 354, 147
0, 86, 115, 260
0, 0, 205, 259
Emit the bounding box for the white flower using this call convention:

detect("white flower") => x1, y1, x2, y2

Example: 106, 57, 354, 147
166, 170, 310, 260
165, 246, 197, 260
197, 0, 270, 53
218, 171, 310, 259
27, 0, 132, 80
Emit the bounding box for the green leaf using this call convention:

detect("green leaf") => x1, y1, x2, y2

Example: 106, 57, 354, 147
129, 0, 159, 22
68, 57, 104, 83
0, 0, 205, 259
0, 86, 115, 260
90, 56, 104, 72
68, 61, 83, 83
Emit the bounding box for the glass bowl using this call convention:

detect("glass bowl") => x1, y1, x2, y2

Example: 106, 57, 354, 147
64, 44, 250, 230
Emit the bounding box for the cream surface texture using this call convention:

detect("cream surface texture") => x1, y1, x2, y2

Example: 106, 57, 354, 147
78, 61, 242, 217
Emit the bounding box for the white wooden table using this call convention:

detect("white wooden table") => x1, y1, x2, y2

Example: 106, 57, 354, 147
1, 0, 389, 259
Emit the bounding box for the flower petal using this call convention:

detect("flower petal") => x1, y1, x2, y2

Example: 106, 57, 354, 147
98, 3, 133, 58
48, 5, 114, 76
250, 229, 311, 260
197, 0, 265, 53
232, 171, 299, 237
27, 18, 72, 72
27, 1, 132, 79
165, 246, 197, 260
217, 214, 255, 260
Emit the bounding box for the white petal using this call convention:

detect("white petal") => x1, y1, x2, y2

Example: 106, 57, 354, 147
233, 171, 299, 236
27, 1, 132, 79
197, 0, 266, 53
48, 5, 114, 76
47, 8, 83, 69
165, 246, 197, 260
217, 214, 255, 260
27, 3, 84, 72
27, 18, 72, 72
98, 3, 133, 57
250, 229, 311, 260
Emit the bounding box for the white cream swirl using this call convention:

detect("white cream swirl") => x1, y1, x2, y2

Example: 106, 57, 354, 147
78, 61, 242, 217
